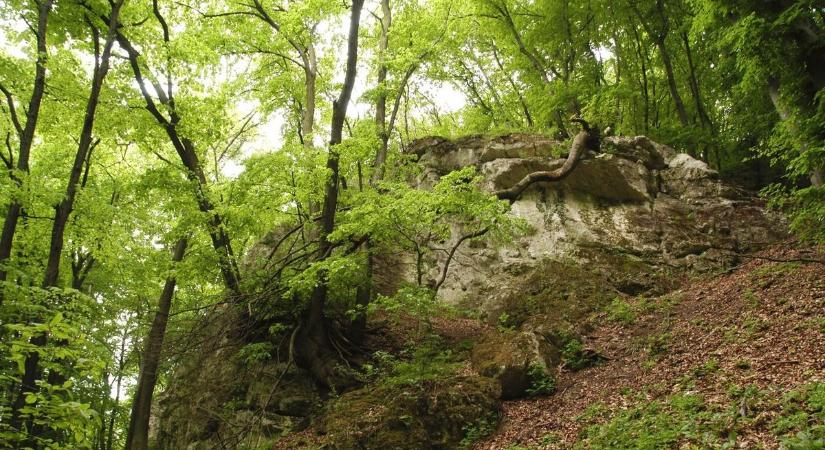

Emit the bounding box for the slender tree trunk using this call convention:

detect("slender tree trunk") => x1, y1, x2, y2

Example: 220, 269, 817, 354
473, 54, 515, 126
301, 48, 317, 148
632, 2, 688, 130
371, 0, 392, 182
491, 0, 549, 84
630, 20, 650, 134
611, 31, 622, 130
116, 19, 242, 296
681, 32, 712, 132
0, 0, 54, 300
301, 0, 365, 387
491, 43, 533, 127
106, 330, 127, 450
125, 238, 187, 450
655, 37, 689, 128
11, 2, 124, 439
95, 365, 110, 450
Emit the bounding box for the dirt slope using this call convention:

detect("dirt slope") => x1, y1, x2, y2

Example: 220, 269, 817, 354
474, 242, 825, 449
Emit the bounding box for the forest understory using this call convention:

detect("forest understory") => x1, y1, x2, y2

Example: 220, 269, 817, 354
254, 241, 825, 450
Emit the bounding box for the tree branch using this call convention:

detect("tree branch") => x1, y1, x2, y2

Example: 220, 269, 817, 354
494, 118, 594, 202
0, 84, 23, 137
434, 227, 489, 292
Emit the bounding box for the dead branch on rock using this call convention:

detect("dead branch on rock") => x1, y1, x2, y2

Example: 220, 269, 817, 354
494, 117, 597, 202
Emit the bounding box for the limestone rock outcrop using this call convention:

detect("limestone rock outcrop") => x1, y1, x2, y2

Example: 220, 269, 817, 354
404, 134, 787, 316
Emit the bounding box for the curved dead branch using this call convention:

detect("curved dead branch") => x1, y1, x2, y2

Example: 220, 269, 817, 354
494, 118, 596, 202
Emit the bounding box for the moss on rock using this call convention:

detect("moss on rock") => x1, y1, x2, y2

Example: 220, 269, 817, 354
323, 375, 501, 449
471, 331, 559, 399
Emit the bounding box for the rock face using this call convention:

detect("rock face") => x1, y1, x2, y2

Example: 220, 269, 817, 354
154, 133, 787, 449
152, 314, 322, 450
404, 134, 787, 316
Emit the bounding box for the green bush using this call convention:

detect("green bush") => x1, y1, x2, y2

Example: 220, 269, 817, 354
606, 298, 636, 325
525, 364, 555, 397
460, 412, 499, 448
561, 337, 604, 371
380, 338, 461, 386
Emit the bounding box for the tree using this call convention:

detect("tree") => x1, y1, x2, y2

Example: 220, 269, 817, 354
9, 1, 126, 443
124, 238, 187, 450
115, 2, 242, 296
297, 0, 366, 388
0, 0, 54, 301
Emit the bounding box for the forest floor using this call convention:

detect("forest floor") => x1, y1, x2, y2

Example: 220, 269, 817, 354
473, 242, 825, 449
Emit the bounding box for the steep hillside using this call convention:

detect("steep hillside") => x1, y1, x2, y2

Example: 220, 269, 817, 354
475, 243, 825, 449
152, 134, 803, 449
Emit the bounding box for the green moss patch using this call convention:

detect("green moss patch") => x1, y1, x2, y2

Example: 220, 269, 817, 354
323, 375, 501, 450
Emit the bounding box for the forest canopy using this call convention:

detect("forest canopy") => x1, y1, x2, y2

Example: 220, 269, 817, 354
0, 0, 823, 448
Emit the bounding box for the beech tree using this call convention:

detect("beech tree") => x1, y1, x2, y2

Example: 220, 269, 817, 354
0, 0, 53, 301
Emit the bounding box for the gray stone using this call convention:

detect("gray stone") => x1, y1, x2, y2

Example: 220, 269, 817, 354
402, 133, 787, 312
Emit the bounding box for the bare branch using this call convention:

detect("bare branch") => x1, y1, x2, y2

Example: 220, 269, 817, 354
0, 84, 23, 136
494, 119, 594, 202
434, 227, 489, 292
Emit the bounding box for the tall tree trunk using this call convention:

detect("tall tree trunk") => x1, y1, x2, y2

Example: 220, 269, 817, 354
301, 48, 317, 148
611, 30, 622, 131
630, 19, 650, 134
681, 31, 713, 132
10, 1, 125, 439
125, 238, 187, 450
0, 0, 54, 301
633, 1, 689, 129
106, 329, 128, 450
300, 0, 365, 387
655, 36, 689, 128
371, 0, 392, 182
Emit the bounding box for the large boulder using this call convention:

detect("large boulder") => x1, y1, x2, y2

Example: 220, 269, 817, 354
471, 331, 560, 399
601, 135, 673, 169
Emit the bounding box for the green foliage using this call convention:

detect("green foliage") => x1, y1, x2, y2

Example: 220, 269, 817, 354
460, 412, 499, 448
773, 383, 825, 447
576, 393, 736, 449
1, 0, 823, 447
766, 184, 825, 243
575, 383, 825, 449
235, 342, 274, 365
372, 285, 440, 320
691, 357, 720, 379
525, 364, 555, 397
377, 339, 462, 387
561, 338, 601, 371
0, 290, 108, 448
497, 312, 517, 332
606, 298, 636, 325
